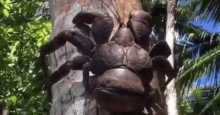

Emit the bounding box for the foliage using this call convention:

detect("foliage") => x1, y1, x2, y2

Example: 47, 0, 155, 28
176, 44, 220, 94
201, 90, 220, 114
176, 0, 220, 114
177, 97, 193, 115
178, 87, 220, 115
178, 88, 207, 115
0, 0, 51, 114
190, 0, 220, 25
176, 33, 220, 114
178, 0, 220, 25
177, 22, 212, 41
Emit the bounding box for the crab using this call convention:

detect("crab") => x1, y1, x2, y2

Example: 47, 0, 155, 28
40, 10, 175, 114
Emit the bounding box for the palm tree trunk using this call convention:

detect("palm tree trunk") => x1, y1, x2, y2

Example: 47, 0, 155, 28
165, 0, 178, 115
48, 0, 142, 114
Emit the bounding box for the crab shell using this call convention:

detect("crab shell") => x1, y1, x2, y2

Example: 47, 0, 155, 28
91, 27, 153, 112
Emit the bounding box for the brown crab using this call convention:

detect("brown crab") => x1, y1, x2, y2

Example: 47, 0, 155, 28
40, 10, 174, 114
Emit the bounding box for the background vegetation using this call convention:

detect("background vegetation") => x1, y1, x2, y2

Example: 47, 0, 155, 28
0, 0, 51, 114
176, 0, 220, 114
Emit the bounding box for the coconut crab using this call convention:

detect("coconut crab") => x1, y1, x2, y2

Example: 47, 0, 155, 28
40, 10, 175, 114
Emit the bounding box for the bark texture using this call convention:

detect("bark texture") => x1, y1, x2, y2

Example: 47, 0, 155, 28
165, 0, 178, 115
1, 108, 9, 115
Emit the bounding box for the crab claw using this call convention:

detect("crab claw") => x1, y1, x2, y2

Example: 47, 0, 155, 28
127, 10, 153, 44
72, 10, 114, 45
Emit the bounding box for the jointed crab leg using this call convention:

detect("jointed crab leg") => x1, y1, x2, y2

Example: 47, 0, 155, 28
127, 10, 153, 44
152, 56, 176, 89
39, 30, 94, 76
149, 40, 177, 88
40, 30, 95, 58
82, 62, 92, 92
149, 40, 171, 58
40, 10, 114, 59
43, 55, 91, 98
48, 56, 91, 85
40, 11, 114, 76
73, 10, 114, 45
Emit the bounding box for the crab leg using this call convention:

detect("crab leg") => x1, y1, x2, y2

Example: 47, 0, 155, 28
43, 55, 91, 98
73, 10, 114, 45
127, 10, 153, 44
149, 40, 171, 58
146, 56, 175, 115
82, 62, 93, 92
40, 30, 95, 57
39, 29, 95, 75
48, 56, 91, 85
146, 89, 167, 115
152, 56, 176, 89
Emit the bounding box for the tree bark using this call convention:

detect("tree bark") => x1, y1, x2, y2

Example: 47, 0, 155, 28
1, 108, 9, 115
165, 0, 178, 115
48, 0, 143, 115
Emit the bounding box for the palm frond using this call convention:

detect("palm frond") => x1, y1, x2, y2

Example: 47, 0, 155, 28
191, 0, 220, 25
179, 0, 220, 25
177, 4, 193, 22
177, 21, 216, 41
176, 45, 220, 96
200, 90, 220, 114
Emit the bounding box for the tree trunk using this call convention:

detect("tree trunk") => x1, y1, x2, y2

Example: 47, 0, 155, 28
48, 0, 143, 115
1, 108, 8, 115
165, 0, 178, 115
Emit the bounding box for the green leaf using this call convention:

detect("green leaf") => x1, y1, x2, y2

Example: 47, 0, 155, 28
6, 0, 10, 4
0, 0, 51, 114
11, 41, 19, 52
0, 0, 3, 4
7, 95, 17, 106
3, 8, 9, 17
192, 88, 203, 101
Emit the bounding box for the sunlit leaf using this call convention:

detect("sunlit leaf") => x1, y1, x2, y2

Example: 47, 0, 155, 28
0, 0, 51, 114
6, 0, 10, 4
7, 95, 17, 105
3, 8, 9, 17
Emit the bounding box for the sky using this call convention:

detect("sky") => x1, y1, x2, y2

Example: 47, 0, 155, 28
191, 20, 220, 33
